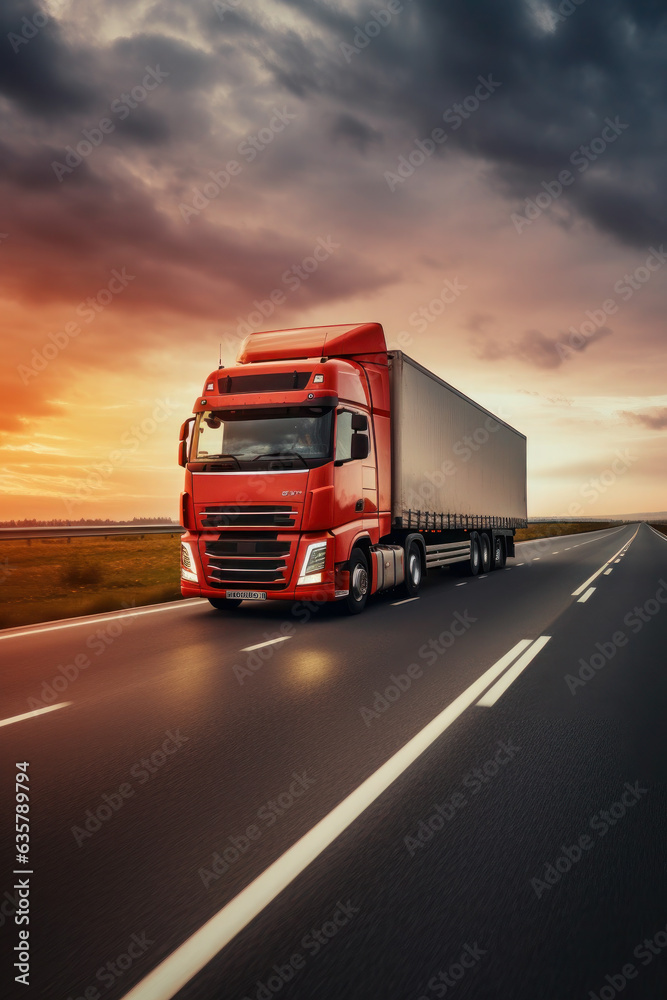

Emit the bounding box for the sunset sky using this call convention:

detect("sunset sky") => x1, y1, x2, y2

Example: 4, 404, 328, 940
1, 0, 666, 520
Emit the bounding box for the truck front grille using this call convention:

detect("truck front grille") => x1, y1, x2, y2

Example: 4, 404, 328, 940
203, 534, 293, 587
200, 505, 297, 528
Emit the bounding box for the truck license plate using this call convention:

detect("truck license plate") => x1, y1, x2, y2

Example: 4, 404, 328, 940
226, 591, 267, 601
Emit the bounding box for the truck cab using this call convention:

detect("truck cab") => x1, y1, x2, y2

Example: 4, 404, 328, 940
179, 323, 393, 613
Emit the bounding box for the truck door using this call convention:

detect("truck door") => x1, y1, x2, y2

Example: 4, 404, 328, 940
333, 409, 375, 526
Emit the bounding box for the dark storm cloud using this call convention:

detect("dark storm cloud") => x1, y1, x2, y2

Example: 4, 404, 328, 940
329, 113, 383, 152
3, 0, 667, 325
472, 325, 612, 369
224, 0, 667, 250
619, 408, 667, 430
0, 0, 101, 116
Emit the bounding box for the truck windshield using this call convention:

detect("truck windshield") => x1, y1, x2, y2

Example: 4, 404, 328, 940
194, 406, 334, 467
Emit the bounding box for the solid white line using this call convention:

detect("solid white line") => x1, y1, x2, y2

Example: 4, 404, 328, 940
391, 597, 420, 605
571, 527, 639, 597
578, 587, 596, 603
0, 702, 71, 729
240, 637, 291, 652
476, 637, 551, 707
119, 639, 535, 1000
0, 600, 204, 641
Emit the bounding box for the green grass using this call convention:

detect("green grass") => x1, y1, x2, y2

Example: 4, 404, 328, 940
0, 534, 183, 630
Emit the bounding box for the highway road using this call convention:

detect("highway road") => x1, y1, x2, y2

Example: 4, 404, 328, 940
1, 522, 666, 1000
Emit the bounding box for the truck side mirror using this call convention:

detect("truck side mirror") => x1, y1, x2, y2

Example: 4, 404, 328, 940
350, 433, 369, 461
351, 413, 368, 431
178, 417, 195, 467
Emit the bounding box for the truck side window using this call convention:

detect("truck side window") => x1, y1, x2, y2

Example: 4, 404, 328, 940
335, 410, 354, 462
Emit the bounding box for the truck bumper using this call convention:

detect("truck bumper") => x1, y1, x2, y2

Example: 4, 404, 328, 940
179, 531, 339, 603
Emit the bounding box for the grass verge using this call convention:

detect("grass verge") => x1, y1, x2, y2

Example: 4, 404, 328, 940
0, 533, 183, 630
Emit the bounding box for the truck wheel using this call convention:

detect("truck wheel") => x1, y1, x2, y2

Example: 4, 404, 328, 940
492, 535, 506, 569
464, 534, 481, 576
479, 533, 492, 573
343, 548, 369, 614
401, 540, 423, 597
208, 597, 242, 610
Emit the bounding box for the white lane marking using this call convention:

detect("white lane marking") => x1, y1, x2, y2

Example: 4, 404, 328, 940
504, 567, 512, 571
455, 582, 467, 587
564, 547, 572, 551
649, 525, 667, 543
476, 637, 552, 707
517, 562, 525, 566
119, 640, 535, 1000
0, 703, 71, 729
578, 587, 596, 603
240, 637, 291, 652
391, 597, 420, 605
533, 557, 540, 561
552, 551, 559, 555
571, 527, 639, 597
614, 560, 621, 564
0, 599, 204, 642
478, 574, 488, 579
604, 569, 613, 576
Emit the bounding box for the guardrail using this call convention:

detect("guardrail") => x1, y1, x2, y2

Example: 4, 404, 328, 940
0, 525, 185, 540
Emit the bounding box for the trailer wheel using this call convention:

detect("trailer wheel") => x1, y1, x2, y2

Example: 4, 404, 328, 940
492, 535, 506, 570
343, 548, 369, 615
465, 534, 481, 576
479, 533, 492, 573
208, 597, 242, 610
401, 540, 423, 597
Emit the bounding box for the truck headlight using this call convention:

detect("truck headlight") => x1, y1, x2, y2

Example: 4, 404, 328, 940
181, 542, 198, 583
298, 541, 327, 585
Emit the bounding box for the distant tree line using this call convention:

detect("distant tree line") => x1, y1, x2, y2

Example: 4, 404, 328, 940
0, 516, 176, 527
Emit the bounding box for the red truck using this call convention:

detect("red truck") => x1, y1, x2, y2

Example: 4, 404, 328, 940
178, 322, 527, 614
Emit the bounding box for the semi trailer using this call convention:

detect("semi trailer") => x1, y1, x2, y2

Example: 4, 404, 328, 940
178, 322, 527, 614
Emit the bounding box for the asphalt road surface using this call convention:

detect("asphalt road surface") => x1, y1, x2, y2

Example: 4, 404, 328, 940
1, 522, 666, 1000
